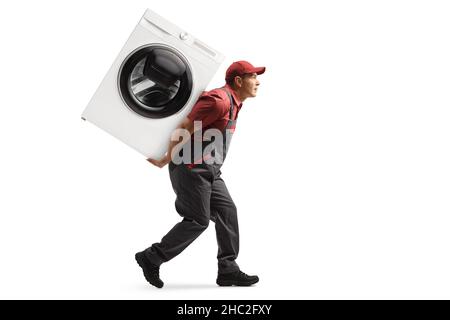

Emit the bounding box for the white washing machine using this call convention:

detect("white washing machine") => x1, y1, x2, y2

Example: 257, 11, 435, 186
82, 9, 225, 158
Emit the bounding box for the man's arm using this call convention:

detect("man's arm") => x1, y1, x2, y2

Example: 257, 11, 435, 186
147, 117, 195, 168
147, 91, 223, 168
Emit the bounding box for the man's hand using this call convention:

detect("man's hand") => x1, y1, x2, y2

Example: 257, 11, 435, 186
147, 154, 169, 168
146, 117, 194, 169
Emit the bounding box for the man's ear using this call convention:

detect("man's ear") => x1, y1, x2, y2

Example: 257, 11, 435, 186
234, 76, 243, 88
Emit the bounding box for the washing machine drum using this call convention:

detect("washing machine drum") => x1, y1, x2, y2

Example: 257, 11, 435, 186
118, 45, 193, 118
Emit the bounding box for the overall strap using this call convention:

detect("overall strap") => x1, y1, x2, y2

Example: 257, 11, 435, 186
221, 88, 235, 121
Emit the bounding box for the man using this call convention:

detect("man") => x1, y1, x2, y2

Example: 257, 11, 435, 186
135, 61, 265, 288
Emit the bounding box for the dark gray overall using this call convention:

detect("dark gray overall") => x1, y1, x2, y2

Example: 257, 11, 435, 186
145, 88, 240, 274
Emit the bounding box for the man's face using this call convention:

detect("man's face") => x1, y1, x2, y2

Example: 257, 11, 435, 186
240, 73, 260, 98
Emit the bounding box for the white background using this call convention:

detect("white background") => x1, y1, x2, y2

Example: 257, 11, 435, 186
0, 0, 449, 299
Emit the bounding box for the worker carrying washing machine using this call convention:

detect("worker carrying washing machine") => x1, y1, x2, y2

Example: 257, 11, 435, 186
135, 60, 265, 288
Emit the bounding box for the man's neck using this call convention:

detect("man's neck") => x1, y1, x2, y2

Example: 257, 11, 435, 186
228, 85, 247, 103
236, 91, 247, 102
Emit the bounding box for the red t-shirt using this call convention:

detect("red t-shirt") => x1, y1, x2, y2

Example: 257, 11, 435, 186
187, 84, 242, 132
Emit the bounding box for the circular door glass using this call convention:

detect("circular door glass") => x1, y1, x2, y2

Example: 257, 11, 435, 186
118, 45, 193, 118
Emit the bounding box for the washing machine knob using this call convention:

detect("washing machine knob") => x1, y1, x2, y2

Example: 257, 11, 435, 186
179, 32, 189, 40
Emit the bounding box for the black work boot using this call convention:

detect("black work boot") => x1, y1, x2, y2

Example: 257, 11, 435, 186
216, 270, 259, 287
135, 251, 164, 288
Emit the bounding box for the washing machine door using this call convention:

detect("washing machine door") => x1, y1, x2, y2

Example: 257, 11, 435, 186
118, 45, 193, 119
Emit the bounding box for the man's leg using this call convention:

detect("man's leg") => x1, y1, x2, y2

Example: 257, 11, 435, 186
144, 164, 212, 266
210, 176, 240, 274
211, 175, 259, 286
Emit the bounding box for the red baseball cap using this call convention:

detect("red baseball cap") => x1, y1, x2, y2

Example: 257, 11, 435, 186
225, 60, 266, 82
